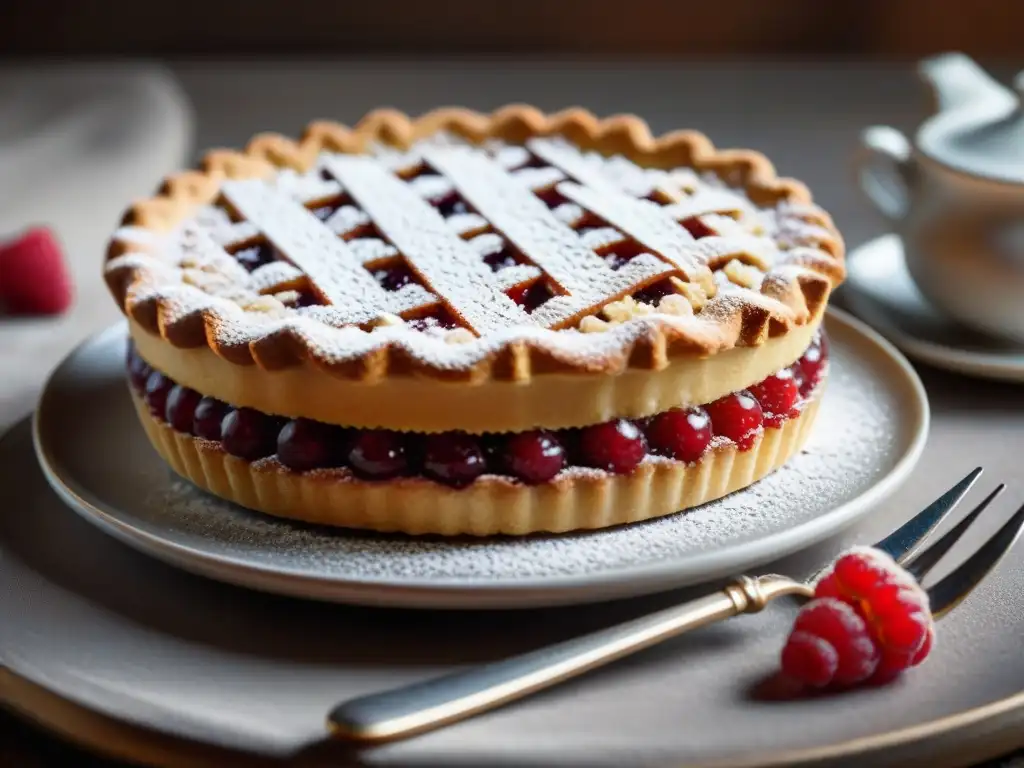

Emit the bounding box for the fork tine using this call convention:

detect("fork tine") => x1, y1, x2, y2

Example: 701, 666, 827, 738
904, 484, 1006, 581
928, 501, 1024, 619
873, 467, 983, 565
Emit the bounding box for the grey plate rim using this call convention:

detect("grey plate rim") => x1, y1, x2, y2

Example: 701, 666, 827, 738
30, 306, 930, 609
4, 635, 1024, 768
843, 234, 1024, 382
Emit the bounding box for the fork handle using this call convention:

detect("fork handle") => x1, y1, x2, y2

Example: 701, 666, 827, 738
328, 574, 809, 743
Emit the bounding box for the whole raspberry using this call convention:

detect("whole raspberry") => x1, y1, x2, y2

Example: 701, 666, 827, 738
0, 226, 73, 315
815, 548, 932, 662
869, 623, 934, 686
785, 547, 935, 691
779, 631, 839, 688
865, 582, 932, 657
782, 598, 881, 687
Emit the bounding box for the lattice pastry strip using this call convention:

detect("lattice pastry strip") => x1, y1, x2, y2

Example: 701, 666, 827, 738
323, 154, 536, 334
212, 134, 775, 336
221, 180, 393, 325
421, 145, 675, 329
555, 181, 714, 289
527, 135, 775, 288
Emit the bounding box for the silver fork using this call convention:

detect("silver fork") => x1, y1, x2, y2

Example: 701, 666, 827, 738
328, 467, 1024, 743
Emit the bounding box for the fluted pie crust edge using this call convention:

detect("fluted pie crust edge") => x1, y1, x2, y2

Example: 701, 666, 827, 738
105, 105, 845, 385
130, 386, 823, 536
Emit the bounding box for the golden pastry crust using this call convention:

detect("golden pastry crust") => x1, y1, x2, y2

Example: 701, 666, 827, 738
131, 386, 824, 536
104, 105, 844, 386
129, 313, 822, 433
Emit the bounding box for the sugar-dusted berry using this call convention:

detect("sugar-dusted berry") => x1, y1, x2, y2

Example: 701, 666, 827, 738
789, 546, 935, 690
749, 369, 800, 427
705, 391, 763, 450
798, 332, 829, 396
578, 419, 647, 474
786, 597, 881, 686
423, 433, 488, 487
221, 407, 280, 461
644, 407, 712, 463
502, 430, 566, 484
780, 630, 839, 688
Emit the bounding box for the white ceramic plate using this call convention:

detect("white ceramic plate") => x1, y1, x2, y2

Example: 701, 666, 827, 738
32, 308, 928, 609
843, 234, 1024, 382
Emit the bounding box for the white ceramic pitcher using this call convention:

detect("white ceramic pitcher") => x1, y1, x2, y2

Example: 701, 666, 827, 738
853, 52, 1024, 344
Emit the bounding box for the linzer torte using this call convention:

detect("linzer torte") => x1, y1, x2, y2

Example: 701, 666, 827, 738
104, 106, 845, 536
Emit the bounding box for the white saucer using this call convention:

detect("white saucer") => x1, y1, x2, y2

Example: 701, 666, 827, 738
31, 308, 928, 610
842, 234, 1024, 382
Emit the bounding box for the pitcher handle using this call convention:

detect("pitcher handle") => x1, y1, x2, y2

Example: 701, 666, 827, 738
853, 126, 914, 223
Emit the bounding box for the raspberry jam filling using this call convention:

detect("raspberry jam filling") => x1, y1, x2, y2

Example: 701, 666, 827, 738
127, 333, 828, 488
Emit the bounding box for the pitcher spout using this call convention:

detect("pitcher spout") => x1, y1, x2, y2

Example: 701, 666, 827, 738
918, 52, 1016, 115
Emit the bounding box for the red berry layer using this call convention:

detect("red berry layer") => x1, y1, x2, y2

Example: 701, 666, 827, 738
126, 331, 828, 489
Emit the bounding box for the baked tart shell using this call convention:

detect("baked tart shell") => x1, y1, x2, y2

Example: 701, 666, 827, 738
130, 387, 823, 537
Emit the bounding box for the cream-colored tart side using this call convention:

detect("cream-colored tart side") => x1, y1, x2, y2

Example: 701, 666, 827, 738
129, 313, 822, 433
130, 389, 823, 536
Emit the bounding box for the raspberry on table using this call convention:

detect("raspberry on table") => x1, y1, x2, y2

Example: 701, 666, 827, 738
0, 226, 73, 316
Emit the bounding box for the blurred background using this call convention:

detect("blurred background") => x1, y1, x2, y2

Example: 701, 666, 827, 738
4, 0, 1023, 59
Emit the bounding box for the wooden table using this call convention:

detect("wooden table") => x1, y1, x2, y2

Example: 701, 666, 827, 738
2, 57, 1024, 767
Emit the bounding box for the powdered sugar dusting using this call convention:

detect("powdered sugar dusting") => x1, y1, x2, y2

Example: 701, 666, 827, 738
222, 179, 389, 322
108, 129, 841, 374
324, 154, 530, 334
421, 144, 675, 328
135, 337, 906, 584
